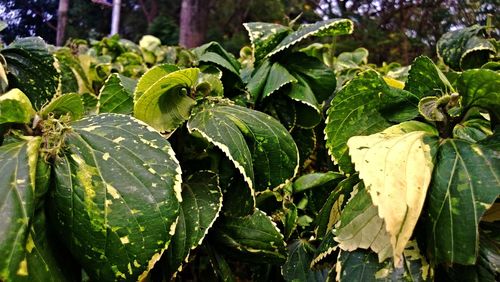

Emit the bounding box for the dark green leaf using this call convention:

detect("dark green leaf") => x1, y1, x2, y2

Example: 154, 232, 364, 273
262, 62, 297, 100
291, 127, 315, 165
54, 48, 92, 94
188, 104, 298, 192
49, 114, 182, 281
243, 22, 291, 62
0, 137, 42, 280
312, 230, 338, 268
336, 249, 391, 281
404, 56, 454, 99
15, 210, 80, 282
164, 171, 222, 278
288, 75, 322, 128
325, 70, 391, 174
337, 244, 433, 282
457, 69, 500, 120
282, 202, 298, 240
206, 244, 236, 282
247, 59, 271, 102
282, 240, 328, 282
210, 210, 287, 264
315, 175, 358, 239
282, 52, 336, 103
40, 93, 84, 120
293, 172, 343, 194
98, 73, 136, 114
379, 87, 420, 122
437, 25, 496, 70
267, 19, 354, 58
453, 118, 492, 143
441, 228, 500, 282
427, 139, 500, 265
193, 42, 241, 78
1, 37, 58, 109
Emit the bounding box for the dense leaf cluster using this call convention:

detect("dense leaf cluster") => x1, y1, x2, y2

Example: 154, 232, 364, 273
0, 18, 498, 281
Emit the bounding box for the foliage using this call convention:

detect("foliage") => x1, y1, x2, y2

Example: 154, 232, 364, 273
0, 18, 499, 282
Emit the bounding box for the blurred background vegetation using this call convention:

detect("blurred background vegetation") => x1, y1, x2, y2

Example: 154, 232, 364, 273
0, 0, 497, 65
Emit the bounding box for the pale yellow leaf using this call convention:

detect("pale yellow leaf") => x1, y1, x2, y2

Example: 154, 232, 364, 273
347, 122, 436, 266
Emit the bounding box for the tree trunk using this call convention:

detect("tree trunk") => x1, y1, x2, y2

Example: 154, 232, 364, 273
179, 0, 210, 48
56, 0, 69, 46
110, 0, 121, 35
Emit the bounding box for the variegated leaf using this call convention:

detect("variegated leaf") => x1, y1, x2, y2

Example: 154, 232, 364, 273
49, 114, 182, 281
164, 171, 222, 278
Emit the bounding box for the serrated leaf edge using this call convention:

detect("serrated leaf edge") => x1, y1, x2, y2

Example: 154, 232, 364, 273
266, 19, 353, 58
186, 125, 255, 202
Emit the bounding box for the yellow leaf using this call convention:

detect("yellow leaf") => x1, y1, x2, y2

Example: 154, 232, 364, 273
347, 122, 436, 266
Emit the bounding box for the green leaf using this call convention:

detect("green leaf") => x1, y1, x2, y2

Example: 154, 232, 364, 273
133, 64, 179, 101
291, 127, 315, 165
347, 121, 439, 265
457, 69, 500, 120
54, 48, 92, 94
379, 87, 420, 122
134, 67, 198, 132
288, 75, 322, 128
293, 172, 344, 194
188, 104, 298, 192
336, 244, 433, 282
404, 56, 454, 99
205, 244, 236, 282
315, 175, 358, 239
243, 22, 291, 62
283, 52, 336, 103
48, 114, 182, 281
334, 185, 392, 262
262, 61, 297, 100
40, 93, 84, 120
437, 25, 496, 70
210, 209, 287, 264
418, 96, 446, 122
282, 240, 328, 282
0, 88, 35, 124
0, 56, 8, 93
426, 139, 500, 265
312, 230, 338, 268
443, 228, 500, 282
193, 42, 241, 77
282, 202, 298, 240
98, 73, 136, 114
0, 137, 41, 280
1, 37, 59, 109
453, 118, 492, 143
335, 48, 369, 70
81, 92, 98, 114
247, 59, 272, 102
267, 19, 354, 58
336, 249, 392, 281
325, 70, 392, 174
14, 210, 80, 281
164, 171, 222, 278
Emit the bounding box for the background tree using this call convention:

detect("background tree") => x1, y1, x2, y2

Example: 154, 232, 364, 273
0, 0, 495, 64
